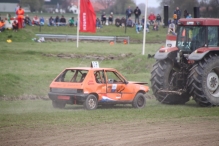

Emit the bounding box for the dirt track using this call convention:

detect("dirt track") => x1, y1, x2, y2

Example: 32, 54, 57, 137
1, 119, 219, 146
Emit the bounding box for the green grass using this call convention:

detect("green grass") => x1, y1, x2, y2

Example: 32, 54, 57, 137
0, 99, 219, 128
0, 42, 161, 97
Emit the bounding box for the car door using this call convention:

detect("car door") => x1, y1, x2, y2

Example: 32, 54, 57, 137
104, 70, 133, 101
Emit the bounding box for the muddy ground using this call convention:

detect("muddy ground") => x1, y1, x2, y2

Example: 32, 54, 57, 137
1, 119, 219, 146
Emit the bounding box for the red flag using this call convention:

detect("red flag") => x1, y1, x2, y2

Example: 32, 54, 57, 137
80, 0, 96, 33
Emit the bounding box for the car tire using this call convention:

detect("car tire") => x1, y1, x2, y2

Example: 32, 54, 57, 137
132, 93, 146, 108
84, 94, 98, 110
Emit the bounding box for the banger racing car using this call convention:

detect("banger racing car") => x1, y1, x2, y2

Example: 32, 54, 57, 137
48, 62, 149, 110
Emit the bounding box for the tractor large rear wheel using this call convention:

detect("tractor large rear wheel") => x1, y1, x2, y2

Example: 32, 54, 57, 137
188, 54, 219, 106
151, 59, 190, 104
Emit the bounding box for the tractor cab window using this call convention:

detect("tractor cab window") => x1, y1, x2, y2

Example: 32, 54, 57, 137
208, 27, 219, 47
177, 26, 206, 51
105, 71, 126, 84
55, 69, 88, 82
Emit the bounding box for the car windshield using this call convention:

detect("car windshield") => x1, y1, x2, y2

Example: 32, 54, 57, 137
55, 69, 88, 83
177, 26, 206, 52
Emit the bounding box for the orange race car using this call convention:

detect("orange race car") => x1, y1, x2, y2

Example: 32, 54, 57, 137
48, 62, 149, 110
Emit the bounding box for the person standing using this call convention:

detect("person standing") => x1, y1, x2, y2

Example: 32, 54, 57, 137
156, 14, 162, 25
173, 7, 181, 24
134, 7, 141, 24
16, 6, 24, 29
126, 6, 133, 19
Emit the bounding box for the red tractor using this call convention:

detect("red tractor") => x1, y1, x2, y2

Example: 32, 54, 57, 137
151, 18, 219, 106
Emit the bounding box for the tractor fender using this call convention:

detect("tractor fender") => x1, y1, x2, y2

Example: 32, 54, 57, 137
188, 51, 209, 60
154, 47, 178, 60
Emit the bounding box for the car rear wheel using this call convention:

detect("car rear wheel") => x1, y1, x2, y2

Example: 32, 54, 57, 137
132, 93, 146, 108
84, 94, 98, 110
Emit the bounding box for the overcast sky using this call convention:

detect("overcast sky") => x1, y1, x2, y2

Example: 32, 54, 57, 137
136, 0, 159, 7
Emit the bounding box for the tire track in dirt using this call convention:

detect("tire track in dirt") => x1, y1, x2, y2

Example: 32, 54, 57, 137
1, 119, 219, 146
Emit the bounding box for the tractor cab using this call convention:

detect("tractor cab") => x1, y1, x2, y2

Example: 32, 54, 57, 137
177, 18, 219, 53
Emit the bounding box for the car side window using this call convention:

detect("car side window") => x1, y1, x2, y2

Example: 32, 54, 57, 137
106, 71, 125, 84
55, 69, 88, 82
94, 71, 105, 84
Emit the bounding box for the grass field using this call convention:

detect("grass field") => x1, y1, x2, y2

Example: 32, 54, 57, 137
1, 99, 219, 128
0, 42, 160, 97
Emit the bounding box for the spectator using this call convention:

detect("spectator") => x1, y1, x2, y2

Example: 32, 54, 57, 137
141, 17, 150, 32
148, 12, 156, 25
96, 18, 101, 29
153, 22, 158, 31
48, 16, 55, 26
173, 7, 181, 24
32, 15, 40, 26
101, 12, 106, 25
59, 15, 66, 26
24, 14, 32, 26
135, 23, 143, 33
120, 17, 126, 27
186, 14, 192, 19
108, 12, 113, 25
115, 17, 121, 27
55, 16, 60, 26
126, 6, 133, 19
156, 14, 162, 25
141, 17, 145, 26
0, 20, 5, 32
16, 6, 24, 29
126, 18, 134, 27
184, 10, 189, 18
6, 14, 12, 25
134, 6, 141, 24
168, 20, 176, 35
168, 19, 172, 25
12, 20, 18, 32
69, 17, 74, 27
40, 17, 45, 26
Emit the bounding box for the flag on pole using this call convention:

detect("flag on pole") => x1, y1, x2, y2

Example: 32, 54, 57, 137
80, 0, 96, 33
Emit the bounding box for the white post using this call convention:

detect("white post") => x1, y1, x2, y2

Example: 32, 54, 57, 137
76, 0, 80, 48
142, 0, 148, 55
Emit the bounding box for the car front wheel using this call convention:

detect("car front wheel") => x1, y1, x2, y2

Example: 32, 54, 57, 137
132, 93, 146, 108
